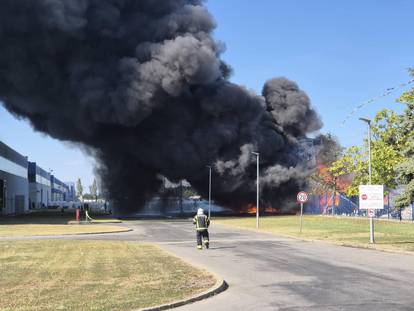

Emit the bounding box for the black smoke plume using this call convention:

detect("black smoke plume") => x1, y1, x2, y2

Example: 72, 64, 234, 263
0, 0, 322, 214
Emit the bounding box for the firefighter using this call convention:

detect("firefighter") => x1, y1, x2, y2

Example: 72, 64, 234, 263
193, 208, 210, 249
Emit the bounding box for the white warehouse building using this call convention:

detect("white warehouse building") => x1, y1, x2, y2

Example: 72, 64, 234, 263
0, 141, 29, 215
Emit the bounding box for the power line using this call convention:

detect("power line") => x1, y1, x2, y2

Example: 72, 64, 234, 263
341, 78, 414, 127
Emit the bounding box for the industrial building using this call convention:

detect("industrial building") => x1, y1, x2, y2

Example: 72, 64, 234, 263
51, 175, 69, 202
1, 140, 74, 216
65, 182, 76, 201
0, 141, 29, 214
28, 162, 51, 209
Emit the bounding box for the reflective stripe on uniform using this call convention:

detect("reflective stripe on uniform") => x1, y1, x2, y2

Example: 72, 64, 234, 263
194, 215, 207, 230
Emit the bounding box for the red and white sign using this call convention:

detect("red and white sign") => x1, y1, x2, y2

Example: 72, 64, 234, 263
368, 209, 375, 217
297, 191, 308, 203
359, 185, 384, 210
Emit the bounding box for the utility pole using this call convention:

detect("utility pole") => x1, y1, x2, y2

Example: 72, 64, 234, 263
206, 166, 212, 219
251, 152, 260, 229
179, 180, 183, 215
359, 117, 374, 243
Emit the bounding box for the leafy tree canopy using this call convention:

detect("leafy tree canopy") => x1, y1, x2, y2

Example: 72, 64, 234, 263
330, 109, 405, 196
394, 69, 414, 209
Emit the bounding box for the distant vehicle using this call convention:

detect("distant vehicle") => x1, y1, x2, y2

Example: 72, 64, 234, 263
189, 195, 201, 200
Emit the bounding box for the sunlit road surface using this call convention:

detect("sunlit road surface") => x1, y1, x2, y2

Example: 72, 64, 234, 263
4, 219, 414, 310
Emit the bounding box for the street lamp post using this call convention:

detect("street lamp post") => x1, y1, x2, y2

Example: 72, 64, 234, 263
359, 117, 374, 243
206, 165, 212, 219
179, 180, 183, 215
251, 152, 260, 229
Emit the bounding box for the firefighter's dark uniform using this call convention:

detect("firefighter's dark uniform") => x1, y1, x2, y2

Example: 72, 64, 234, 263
193, 213, 210, 249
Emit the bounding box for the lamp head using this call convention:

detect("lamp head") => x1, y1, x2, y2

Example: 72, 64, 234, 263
359, 117, 371, 124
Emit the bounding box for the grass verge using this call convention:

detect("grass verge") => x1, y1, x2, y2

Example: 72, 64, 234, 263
0, 211, 120, 225
215, 215, 414, 253
0, 240, 216, 311
0, 224, 130, 236
89, 219, 122, 223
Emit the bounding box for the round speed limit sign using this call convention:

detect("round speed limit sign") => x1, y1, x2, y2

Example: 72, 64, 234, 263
297, 191, 308, 203
368, 209, 375, 217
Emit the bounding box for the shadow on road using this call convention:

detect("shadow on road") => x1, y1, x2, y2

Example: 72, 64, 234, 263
208, 246, 237, 250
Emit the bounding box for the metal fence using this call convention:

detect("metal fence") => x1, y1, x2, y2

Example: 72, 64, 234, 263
304, 192, 413, 221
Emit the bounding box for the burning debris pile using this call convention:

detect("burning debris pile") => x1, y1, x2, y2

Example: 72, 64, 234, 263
0, 0, 322, 214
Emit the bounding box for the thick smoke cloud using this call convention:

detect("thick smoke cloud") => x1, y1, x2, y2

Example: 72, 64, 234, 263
263, 78, 322, 140
0, 0, 322, 213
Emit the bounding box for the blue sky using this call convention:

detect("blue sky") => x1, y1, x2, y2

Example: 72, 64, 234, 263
1, 0, 413, 186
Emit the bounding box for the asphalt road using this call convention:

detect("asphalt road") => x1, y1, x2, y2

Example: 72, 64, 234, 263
109, 220, 414, 311
3, 219, 414, 310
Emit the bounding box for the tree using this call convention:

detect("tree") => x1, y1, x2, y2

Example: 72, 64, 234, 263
89, 179, 98, 202
76, 178, 83, 200
394, 69, 414, 209
329, 109, 405, 196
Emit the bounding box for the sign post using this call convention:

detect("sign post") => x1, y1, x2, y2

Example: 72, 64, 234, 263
359, 185, 384, 244
297, 191, 308, 233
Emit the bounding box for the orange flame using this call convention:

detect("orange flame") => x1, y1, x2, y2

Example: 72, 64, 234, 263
247, 206, 256, 214
239, 203, 257, 214
316, 164, 352, 194
241, 204, 278, 214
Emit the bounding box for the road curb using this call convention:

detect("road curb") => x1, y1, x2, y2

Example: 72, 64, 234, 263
137, 278, 228, 311
58, 227, 133, 236
67, 220, 123, 224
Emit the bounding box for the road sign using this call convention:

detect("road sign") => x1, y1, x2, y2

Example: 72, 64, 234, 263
359, 185, 384, 209
297, 191, 308, 234
297, 191, 308, 203
368, 209, 375, 217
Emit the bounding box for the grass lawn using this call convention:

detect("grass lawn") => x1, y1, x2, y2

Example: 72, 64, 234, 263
0, 211, 120, 225
0, 212, 77, 225
0, 240, 216, 311
0, 211, 127, 236
0, 224, 130, 236
215, 215, 414, 253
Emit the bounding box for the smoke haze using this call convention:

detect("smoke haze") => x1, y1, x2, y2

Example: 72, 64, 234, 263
0, 0, 322, 213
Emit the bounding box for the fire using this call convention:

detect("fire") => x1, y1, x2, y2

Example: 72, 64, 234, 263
247, 205, 256, 214
240, 204, 257, 214
313, 164, 354, 212
315, 164, 352, 194
319, 192, 340, 207
242, 204, 278, 214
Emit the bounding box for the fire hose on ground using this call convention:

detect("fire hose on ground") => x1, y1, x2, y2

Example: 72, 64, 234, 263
85, 210, 96, 222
